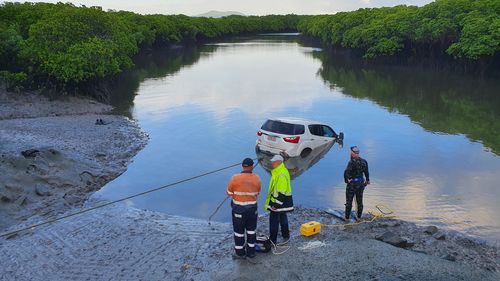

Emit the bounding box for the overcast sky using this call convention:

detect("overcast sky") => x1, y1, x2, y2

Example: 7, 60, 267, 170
4, 0, 435, 15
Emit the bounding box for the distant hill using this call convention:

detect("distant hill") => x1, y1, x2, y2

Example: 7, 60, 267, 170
195, 10, 245, 18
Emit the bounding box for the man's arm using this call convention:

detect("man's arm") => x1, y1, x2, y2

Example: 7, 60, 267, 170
364, 160, 370, 184
344, 161, 353, 183
226, 176, 235, 197
273, 175, 288, 206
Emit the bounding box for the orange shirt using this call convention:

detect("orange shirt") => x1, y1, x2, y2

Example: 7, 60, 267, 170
227, 172, 261, 206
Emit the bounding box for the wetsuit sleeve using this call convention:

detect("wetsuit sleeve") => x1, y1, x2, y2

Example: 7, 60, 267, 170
344, 161, 353, 183
364, 160, 370, 182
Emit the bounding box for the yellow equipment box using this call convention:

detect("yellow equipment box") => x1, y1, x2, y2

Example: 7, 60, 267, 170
300, 221, 321, 237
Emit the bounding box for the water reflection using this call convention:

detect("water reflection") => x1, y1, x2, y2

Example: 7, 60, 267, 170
133, 44, 333, 117
97, 35, 338, 225
108, 46, 210, 117
256, 142, 335, 179
313, 51, 500, 155
97, 35, 500, 242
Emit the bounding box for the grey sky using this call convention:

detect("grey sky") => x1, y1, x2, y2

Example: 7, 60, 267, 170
3, 0, 435, 15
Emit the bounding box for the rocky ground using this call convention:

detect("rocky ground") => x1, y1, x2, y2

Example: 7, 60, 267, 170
0, 204, 498, 281
0, 89, 148, 231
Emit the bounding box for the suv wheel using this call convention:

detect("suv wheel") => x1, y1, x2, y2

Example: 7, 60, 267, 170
300, 148, 312, 158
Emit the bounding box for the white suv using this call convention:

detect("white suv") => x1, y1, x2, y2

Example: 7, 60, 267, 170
256, 117, 343, 158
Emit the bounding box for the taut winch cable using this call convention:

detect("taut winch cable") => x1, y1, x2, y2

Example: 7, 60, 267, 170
0, 158, 259, 239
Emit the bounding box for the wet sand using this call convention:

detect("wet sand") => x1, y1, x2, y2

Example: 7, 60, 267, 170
0, 203, 498, 281
0, 89, 148, 231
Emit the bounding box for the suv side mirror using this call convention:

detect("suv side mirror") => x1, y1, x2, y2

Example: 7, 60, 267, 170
336, 132, 344, 148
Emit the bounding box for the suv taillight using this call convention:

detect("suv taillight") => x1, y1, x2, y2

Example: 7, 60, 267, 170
283, 136, 300, 143
257, 131, 263, 136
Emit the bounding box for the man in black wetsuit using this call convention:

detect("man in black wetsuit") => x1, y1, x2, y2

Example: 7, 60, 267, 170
344, 146, 370, 221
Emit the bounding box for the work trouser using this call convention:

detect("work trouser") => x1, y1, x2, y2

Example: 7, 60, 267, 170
232, 206, 257, 257
345, 183, 365, 219
269, 211, 289, 244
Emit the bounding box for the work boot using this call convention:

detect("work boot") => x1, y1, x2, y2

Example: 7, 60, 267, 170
344, 217, 355, 224
277, 237, 289, 246
356, 214, 363, 222
232, 253, 246, 260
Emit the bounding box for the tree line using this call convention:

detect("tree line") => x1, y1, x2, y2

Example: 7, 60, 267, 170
1, 1, 498, 92
0, 2, 299, 91
298, 0, 499, 61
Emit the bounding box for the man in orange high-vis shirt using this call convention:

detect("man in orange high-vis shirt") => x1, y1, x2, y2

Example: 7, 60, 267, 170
226, 158, 261, 259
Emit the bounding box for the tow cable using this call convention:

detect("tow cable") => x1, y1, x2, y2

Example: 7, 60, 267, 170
208, 196, 230, 226
207, 160, 262, 225
0, 158, 259, 239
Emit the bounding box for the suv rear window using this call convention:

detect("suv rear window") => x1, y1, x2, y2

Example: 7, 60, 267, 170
261, 120, 305, 135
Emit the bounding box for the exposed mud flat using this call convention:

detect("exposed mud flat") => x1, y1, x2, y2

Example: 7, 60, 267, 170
0, 203, 232, 281
0, 90, 112, 120
0, 89, 148, 231
0, 204, 498, 281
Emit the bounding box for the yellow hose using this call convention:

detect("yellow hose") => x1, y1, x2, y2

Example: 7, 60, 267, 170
321, 204, 395, 228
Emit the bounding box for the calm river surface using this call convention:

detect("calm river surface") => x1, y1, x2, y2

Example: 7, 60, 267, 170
94, 34, 500, 243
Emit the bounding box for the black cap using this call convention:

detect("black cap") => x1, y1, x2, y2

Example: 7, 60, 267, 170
242, 158, 254, 167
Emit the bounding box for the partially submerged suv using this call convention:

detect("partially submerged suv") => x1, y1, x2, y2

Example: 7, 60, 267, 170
256, 118, 343, 158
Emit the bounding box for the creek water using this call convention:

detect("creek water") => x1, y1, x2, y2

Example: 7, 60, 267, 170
94, 34, 500, 243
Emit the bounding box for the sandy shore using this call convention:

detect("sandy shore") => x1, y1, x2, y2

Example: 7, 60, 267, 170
0, 89, 148, 231
0, 203, 498, 281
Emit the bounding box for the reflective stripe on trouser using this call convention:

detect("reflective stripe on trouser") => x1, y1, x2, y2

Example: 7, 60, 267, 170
269, 211, 289, 244
345, 183, 365, 219
232, 207, 257, 256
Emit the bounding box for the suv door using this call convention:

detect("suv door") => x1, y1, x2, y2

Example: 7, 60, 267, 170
308, 124, 335, 148
321, 125, 337, 138
307, 125, 324, 148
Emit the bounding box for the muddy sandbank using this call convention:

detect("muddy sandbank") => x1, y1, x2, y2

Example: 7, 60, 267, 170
0, 88, 148, 231
0, 204, 497, 281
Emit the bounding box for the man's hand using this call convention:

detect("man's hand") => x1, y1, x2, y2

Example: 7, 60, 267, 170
347, 179, 352, 184
271, 206, 277, 211
365, 181, 370, 186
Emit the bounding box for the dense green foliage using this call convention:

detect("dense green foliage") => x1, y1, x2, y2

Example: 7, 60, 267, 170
298, 0, 499, 60
0, 2, 299, 89
1, 0, 498, 91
